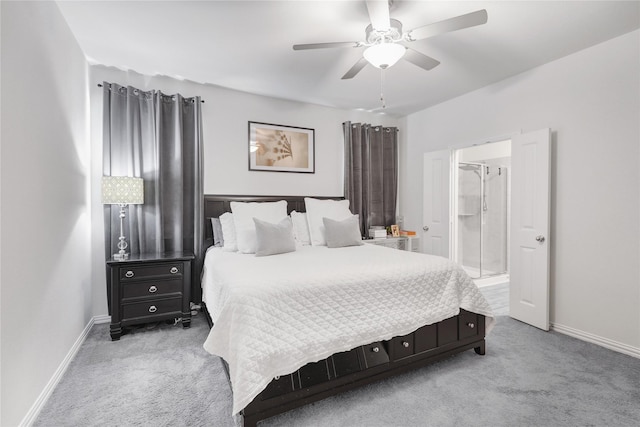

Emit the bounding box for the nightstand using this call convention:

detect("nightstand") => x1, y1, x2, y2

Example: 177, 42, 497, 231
364, 236, 420, 252
107, 251, 194, 340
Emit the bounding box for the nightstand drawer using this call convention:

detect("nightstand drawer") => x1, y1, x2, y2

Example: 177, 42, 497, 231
121, 279, 183, 299
119, 263, 183, 281
122, 297, 182, 320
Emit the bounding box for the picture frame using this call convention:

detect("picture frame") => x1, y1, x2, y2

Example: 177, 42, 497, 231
391, 224, 400, 237
248, 121, 315, 173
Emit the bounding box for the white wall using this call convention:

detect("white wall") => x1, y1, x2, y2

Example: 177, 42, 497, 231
0, 3, 3, 420
459, 139, 511, 162
401, 30, 640, 350
88, 65, 401, 316
0, 2, 91, 425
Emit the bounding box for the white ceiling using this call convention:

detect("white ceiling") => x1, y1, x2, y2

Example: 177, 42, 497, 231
56, 0, 640, 117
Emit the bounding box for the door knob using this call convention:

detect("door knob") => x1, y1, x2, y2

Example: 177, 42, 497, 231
423, 226, 429, 232
535, 235, 545, 243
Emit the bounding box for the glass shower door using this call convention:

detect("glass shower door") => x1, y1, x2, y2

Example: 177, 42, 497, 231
457, 163, 482, 278
482, 165, 508, 276
457, 162, 508, 279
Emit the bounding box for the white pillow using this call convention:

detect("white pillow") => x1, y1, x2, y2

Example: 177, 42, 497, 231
304, 197, 353, 246
219, 212, 237, 252
210, 218, 224, 247
323, 216, 364, 248
230, 201, 288, 254
290, 211, 311, 246
254, 217, 296, 257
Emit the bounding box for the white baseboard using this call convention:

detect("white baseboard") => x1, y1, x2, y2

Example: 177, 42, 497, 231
93, 314, 111, 324
551, 322, 640, 359
19, 315, 106, 426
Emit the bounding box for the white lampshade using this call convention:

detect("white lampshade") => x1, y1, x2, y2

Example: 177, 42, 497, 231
101, 176, 144, 205
363, 43, 406, 69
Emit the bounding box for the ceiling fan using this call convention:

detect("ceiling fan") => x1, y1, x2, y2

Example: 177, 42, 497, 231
293, 0, 488, 80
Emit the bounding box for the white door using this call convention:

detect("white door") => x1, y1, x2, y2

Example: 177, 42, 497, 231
509, 128, 551, 330
422, 150, 451, 257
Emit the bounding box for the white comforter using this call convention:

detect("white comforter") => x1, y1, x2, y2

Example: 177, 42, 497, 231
202, 244, 495, 415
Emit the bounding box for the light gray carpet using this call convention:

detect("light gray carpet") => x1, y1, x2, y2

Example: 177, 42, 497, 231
34, 316, 233, 427
35, 290, 639, 426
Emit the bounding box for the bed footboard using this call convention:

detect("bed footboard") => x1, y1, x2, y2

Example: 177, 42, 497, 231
241, 309, 486, 426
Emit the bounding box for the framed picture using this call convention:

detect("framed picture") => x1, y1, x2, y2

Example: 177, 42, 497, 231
248, 121, 315, 173
391, 224, 400, 237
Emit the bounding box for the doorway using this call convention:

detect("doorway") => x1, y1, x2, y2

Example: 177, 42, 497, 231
453, 140, 511, 287
422, 129, 551, 329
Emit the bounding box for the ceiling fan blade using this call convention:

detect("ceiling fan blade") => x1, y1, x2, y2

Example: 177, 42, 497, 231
366, 0, 391, 30
407, 9, 488, 41
342, 57, 369, 80
293, 41, 359, 50
403, 48, 440, 71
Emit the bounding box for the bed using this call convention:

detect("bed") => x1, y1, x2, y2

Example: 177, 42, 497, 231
199, 195, 495, 426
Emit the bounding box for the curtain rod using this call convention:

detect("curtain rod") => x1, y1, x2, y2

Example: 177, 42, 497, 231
97, 83, 205, 103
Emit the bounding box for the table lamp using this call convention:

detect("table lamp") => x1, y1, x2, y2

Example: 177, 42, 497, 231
102, 176, 144, 260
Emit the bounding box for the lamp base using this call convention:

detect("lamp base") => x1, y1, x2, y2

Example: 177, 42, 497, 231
113, 253, 130, 261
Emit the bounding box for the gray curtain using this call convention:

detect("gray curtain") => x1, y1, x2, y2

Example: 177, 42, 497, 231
103, 82, 203, 300
343, 122, 398, 236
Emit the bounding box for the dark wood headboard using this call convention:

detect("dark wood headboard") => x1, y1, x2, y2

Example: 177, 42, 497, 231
203, 194, 342, 247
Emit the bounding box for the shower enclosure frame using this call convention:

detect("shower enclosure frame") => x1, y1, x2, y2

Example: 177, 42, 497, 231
454, 161, 509, 280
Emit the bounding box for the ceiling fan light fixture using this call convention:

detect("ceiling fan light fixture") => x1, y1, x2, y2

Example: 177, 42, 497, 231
363, 42, 406, 69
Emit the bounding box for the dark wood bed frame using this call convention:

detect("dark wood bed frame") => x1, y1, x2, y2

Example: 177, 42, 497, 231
199, 195, 487, 427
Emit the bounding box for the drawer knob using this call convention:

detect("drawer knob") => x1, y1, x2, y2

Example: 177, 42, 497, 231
170, 267, 179, 274
125, 270, 134, 278
148, 285, 157, 293
149, 305, 157, 313
402, 341, 410, 348
372, 346, 380, 353
467, 322, 475, 329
